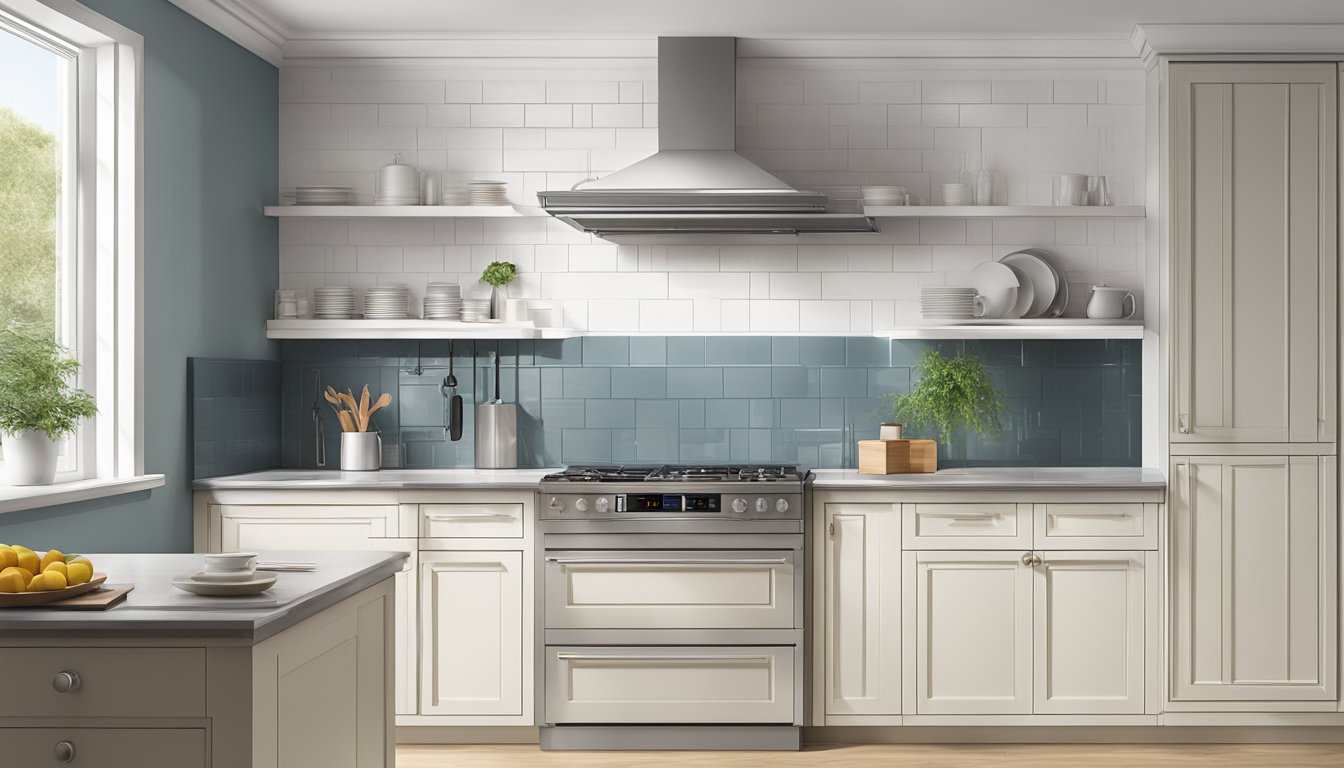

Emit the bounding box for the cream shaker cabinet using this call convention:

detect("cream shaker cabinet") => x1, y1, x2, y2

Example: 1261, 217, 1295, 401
820, 502, 902, 718
1169, 456, 1338, 704
1170, 63, 1338, 445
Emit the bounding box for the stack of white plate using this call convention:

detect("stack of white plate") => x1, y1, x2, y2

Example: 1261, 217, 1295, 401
861, 185, 907, 206
941, 182, 973, 206
374, 189, 420, 206
313, 286, 355, 319
921, 287, 982, 320
423, 282, 462, 320
364, 285, 410, 319
460, 298, 492, 323
468, 180, 508, 206
295, 186, 351, 205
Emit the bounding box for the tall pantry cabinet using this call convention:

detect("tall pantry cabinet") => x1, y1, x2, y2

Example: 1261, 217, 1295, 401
1167, 62, 1340, 709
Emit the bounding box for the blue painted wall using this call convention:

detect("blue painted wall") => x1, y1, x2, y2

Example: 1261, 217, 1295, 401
281, 337, 1141, 470
0, 1, 277, 551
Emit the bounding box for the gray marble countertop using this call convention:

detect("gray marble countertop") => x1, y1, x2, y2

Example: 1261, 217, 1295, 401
192, 468, 558, 491
811, 467, 1167, 490
0, 551, 406, 642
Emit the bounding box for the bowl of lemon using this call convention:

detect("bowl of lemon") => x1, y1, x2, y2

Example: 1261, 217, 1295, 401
0, 545, 104, 606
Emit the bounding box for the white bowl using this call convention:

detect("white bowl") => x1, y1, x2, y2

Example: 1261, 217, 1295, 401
204, 552, 258, 575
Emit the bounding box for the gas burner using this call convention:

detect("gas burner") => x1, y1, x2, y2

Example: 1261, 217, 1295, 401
543, 464, 804, 483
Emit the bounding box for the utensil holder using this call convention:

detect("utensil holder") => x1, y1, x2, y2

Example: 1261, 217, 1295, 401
340, 432, 382, 471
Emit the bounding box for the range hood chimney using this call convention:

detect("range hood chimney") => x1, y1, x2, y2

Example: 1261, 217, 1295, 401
537, 37, 877, 237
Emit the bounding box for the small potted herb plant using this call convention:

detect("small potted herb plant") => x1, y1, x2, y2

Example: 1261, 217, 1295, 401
481, 261, 518, 320
0, 327, 97, 485
882, 348, 1003, 454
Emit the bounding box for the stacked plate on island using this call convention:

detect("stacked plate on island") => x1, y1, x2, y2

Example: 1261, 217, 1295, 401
364, 285, 411, 319
423, 282, 462, 319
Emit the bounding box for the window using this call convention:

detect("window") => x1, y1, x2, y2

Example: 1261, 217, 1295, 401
0, 0, 159, 511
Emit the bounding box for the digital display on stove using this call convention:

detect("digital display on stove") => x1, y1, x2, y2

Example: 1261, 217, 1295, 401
624, 494, 720, 512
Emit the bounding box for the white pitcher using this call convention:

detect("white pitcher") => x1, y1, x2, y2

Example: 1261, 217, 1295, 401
1086, 285, 1136, 319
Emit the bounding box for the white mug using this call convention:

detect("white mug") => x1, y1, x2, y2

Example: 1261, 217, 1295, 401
1053, 174, 1089, 206
1086, 285, 1136, 319
204, 552, 258, 575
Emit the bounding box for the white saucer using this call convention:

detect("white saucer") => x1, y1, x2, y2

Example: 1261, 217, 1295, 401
189, 570, 259, 584
172, 572, 277, 596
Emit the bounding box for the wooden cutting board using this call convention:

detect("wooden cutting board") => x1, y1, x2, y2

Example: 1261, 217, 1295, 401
20, 585, 134, 610
858, 439, 938, 474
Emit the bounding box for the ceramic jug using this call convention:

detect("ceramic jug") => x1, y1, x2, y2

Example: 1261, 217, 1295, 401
1086, 285, 1136, 319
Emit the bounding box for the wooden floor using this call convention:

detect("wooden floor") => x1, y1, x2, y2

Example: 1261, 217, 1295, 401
397, 743, 1344, 767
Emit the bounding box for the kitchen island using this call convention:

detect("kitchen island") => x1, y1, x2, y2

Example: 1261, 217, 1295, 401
0, 550, 406, 767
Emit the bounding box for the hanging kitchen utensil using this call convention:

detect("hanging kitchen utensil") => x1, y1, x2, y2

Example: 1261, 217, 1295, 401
443, 341, 464, 442
312, 370, 326, 468
475, 349, 517, 468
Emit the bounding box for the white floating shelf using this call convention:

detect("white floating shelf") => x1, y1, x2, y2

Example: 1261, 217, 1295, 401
263, 205, 549, 218
876, 321, 1145, 340
266, 319, 582, 340
863, 205, 1146, 218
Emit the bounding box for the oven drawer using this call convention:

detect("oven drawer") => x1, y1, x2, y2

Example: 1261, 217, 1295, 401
545, 646, 796, 724
544, 550, 797, 629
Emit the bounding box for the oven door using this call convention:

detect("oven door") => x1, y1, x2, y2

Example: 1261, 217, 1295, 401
545, 646, 796, 724
544, 549, 797, 629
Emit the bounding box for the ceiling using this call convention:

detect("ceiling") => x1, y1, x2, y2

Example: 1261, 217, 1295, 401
250, 0, 1344, 38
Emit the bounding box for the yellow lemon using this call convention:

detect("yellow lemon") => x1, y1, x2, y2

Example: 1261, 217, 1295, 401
0, 545, 16, 569
66, 562, 92, 586
14, 549, 38, 574
64, 554, 90, 567
44, 561, 68, 578
2, 566, 33, 584
28, 570, 66, 592
39, 550, 64, 573
0, 570, 23, 593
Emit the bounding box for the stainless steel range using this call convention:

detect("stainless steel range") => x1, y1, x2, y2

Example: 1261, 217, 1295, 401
536, 464, 807, 751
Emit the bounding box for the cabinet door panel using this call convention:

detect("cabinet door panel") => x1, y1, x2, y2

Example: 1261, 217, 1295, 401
1171, 63, 1337, 444
823, 503, 900, 716
1170, 456, 1337, 702
419, 551, 524, 716
910, 551, 1032, 715
1034, 551, 1146, 714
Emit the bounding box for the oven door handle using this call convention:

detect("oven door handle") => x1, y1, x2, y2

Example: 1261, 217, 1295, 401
554, 653, 772, 662
544, 557, 791, 566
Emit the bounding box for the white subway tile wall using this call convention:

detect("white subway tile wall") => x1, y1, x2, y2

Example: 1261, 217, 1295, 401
280, 63, 1145, 333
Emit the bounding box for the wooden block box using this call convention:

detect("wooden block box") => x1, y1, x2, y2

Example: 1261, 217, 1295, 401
857, 439, 938, 474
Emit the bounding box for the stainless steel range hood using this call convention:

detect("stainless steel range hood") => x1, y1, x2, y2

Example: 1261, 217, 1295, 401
537, 37, 876, 237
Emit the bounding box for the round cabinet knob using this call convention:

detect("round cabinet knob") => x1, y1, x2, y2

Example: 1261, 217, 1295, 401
1021, 552, 1035, 567
52, 671, 80, 694
775, 498, 790, 513
731, 498, 748, 514
755, 498, 769, 513
53, 741, 76, 763
594, 497, 610, 513
574, 498, 589, 512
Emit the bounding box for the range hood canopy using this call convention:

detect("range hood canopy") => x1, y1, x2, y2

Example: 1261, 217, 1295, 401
537, 37, 876, 237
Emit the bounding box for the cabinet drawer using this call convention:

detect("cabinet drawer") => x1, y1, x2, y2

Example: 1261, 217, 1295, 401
545, 646, 795, 724
1034, 503, 1158, 550
903, 503, 1030, 549
0, 648, 205, 718
544, 550, 797, 629
420, 503, 523, 539
0, 728, 205, 767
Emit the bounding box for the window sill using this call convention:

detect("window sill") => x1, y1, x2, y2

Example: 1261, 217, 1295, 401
0, 475, 166, 515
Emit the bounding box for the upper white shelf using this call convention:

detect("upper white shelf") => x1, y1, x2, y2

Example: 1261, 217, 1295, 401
266, 319, 582, 340
263, 205, 548, 218
863, 205, 1146, 218
876, 320, 1145, 340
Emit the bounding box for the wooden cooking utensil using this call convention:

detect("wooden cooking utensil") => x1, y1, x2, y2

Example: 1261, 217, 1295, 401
358, 385, 371, 431
336, 411, 356, 433
366, 393, 392, 423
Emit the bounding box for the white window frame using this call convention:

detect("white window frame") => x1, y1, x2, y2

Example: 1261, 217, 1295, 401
0, 0, 163, 513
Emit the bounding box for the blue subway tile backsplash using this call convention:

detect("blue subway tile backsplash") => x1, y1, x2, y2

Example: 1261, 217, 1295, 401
275, 337, 1142, 470
189, 358, 281, 479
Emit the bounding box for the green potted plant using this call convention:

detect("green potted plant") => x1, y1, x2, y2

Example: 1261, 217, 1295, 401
0, 327, 96, 485
881, 348, 1003, 452
481, 261, 518, 320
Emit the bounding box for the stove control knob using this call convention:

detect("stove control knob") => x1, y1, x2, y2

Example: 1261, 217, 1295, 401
776, 498, 790, 513
548, 497, 565, 512
731, 498, 748, 514
575, 498, 589, 513
595, 497, 610, 513
755, 498, 769, 513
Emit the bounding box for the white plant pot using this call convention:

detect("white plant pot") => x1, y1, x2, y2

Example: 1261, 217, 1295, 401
2, 430, 60, 486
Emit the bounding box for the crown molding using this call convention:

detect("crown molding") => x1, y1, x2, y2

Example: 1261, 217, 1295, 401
1133, 23, 1344, 66
166, 0, 288, 66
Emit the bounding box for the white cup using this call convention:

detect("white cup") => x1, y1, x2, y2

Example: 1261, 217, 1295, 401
1053, 174, 1090, 206
204, 552, 258, 576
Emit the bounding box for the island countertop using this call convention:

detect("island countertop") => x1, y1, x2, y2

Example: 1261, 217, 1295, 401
192, 468, 558, 491
0, 550, 406, 642
810, 466, 1167, 490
